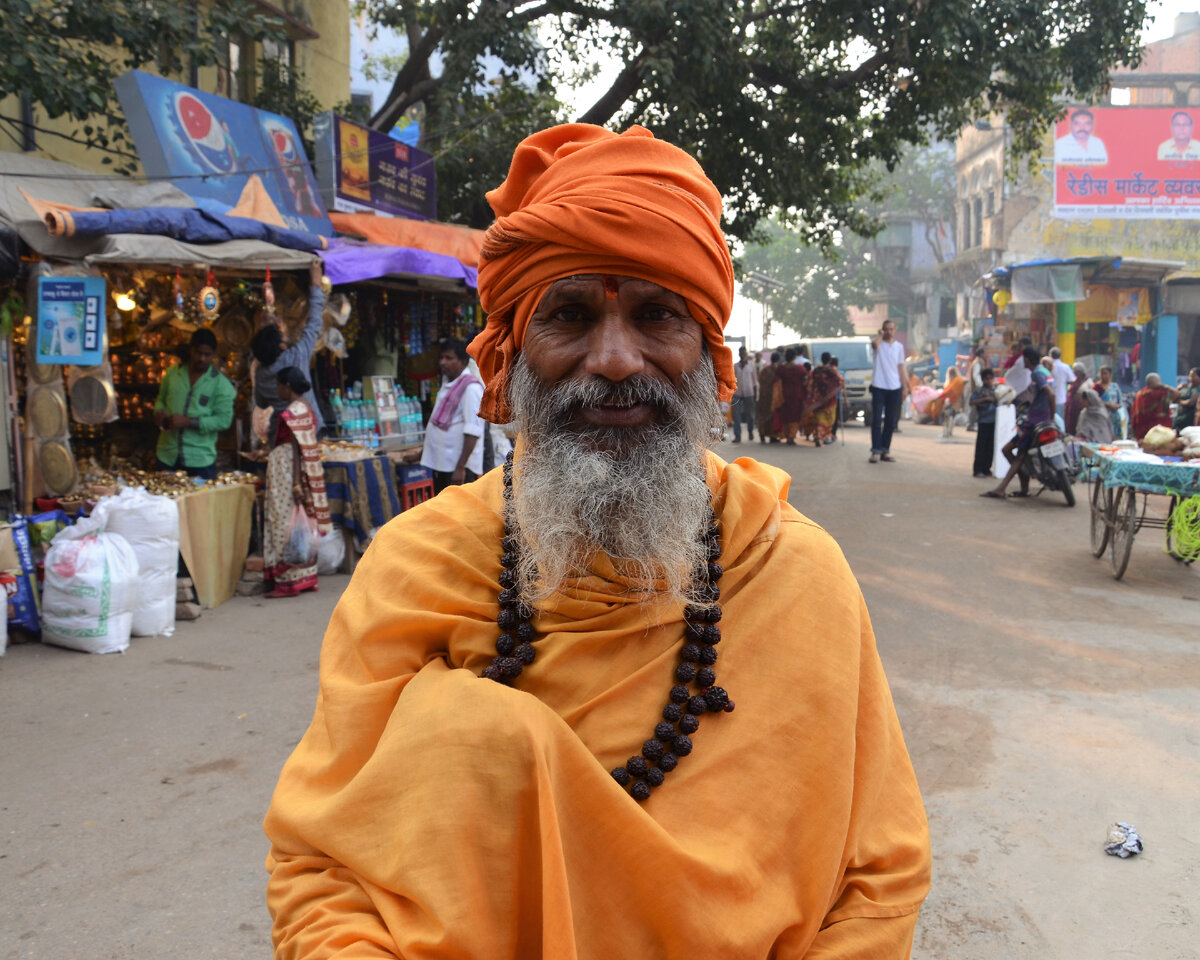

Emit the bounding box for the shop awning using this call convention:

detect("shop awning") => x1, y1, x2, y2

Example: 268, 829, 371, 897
330, 211, 485, 267
0, 153, 315, 271
982, 256, 1184, 297
321, 237, 477, 289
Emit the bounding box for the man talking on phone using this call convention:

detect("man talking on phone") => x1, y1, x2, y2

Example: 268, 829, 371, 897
869, 320, 909, 463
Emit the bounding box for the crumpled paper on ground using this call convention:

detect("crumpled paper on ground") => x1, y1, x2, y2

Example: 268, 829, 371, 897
1104, 821, 1143, 858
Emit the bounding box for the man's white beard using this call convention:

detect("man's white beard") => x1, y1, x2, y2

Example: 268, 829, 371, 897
505, 352, 722, 610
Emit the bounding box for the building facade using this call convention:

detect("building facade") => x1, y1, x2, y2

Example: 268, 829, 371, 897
0, 0, 350, 176
942, 13, 1200, 382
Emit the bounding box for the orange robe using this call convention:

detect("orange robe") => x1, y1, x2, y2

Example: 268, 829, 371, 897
264, 453, 930, 958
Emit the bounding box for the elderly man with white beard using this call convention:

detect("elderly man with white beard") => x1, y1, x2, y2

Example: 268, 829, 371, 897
264, 124, 930, 960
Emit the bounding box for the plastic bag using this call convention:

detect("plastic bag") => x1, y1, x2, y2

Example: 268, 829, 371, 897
102, 487, 180, 637
1143, 424, 1176, 447
316, 529, 345, 576
2, 517, 41, 632
282, 505, 318, 567
41, 505, 139, 654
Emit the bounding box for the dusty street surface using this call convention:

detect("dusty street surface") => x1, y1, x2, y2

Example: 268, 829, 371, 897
2, 421, 1198, 959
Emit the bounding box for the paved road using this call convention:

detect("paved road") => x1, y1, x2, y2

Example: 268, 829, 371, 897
2, 421, 1197, 958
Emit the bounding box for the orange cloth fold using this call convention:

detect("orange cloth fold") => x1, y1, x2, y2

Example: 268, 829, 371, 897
468, 124, 736, 422
330, 212, 485, 266
264, 453, 930, 958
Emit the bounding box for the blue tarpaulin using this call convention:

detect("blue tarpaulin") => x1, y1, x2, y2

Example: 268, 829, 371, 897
51, 205, 325, 253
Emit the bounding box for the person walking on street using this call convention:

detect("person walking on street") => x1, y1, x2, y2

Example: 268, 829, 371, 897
970, 368, 997, 478
869, 320, 908, 463
730, 346, 757, 443
776, 347, 809, 445
756, 351, 781, 443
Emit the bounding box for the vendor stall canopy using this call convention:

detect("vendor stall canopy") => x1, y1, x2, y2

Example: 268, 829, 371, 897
982, 256, 1185, 303
0, 153, 316, 274
0, 152, 482, 293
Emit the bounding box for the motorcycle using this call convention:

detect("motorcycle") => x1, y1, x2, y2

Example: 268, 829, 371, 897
1016, 417, 1077, 507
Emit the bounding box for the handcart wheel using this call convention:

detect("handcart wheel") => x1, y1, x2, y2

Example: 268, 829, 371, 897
1089, 479, 1111, 558
1109, 486, 1136, 579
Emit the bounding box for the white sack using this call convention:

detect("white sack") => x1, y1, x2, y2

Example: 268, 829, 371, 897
42, 505, 139, 654
316, 529, 345, 576
103, 486, 179, 637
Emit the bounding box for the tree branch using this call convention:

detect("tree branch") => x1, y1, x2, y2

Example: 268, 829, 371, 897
370, 21, 446, 131
749, 48, 895, 96
575, 54, 647, 125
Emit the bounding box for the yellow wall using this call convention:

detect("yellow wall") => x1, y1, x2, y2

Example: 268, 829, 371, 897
0, 0, 349, 176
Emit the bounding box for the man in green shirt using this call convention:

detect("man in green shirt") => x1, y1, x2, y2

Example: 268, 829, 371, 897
154, 328, 236, 479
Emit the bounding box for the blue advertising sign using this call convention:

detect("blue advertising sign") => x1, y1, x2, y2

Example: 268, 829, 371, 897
114, 70, 331, 236
37, 277, 106, 366
313, 112, 436, 221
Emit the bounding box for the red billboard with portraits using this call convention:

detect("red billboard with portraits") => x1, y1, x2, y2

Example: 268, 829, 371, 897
1053, 106, 1200, 219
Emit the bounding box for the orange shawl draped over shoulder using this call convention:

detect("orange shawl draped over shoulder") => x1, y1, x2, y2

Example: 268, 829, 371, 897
264, 454, 930, 959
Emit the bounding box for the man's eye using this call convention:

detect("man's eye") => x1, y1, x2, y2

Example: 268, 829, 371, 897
640, 307, 677, 323
551, 308, 587, 324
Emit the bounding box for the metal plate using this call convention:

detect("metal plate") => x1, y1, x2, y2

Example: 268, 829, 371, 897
215, 310, 253, 351
40, 440, 78, 495
69, 374, 116, 425
28, 387, 67, 438
1041, 439, 1065, 458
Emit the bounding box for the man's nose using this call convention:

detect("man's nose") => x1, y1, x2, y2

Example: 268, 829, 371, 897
585, 312, 644, 382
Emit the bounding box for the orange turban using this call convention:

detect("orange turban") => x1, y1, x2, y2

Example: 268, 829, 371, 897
468, 124, 735, 422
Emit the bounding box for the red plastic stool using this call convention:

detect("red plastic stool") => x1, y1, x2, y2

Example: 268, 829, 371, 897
401, 478, 434, 511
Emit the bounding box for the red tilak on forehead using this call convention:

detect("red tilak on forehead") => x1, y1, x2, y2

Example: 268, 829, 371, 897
602, 276, 620, 299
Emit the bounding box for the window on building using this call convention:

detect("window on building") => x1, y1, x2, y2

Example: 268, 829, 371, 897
986, 189, 995, 218
973, 197, 983, 248
217, 33, 251, 102
962, 201, 971, 250
263, 36, 295, 69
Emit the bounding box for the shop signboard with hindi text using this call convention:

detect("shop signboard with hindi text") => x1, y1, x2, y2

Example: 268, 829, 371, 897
114, 70, 331, 236
36, 276, 106, 366
1054, 106, 1200, 220
313, 113, 436, 221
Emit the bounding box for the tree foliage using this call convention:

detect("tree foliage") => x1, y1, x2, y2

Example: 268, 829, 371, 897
741, 142, 954, 338
359, 0, 1147, 243
0, 0, 288, 166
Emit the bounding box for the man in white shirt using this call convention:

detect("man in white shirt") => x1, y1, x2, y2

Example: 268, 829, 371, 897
869, 320, 909, 463
1157, 111, 1200, 160
420, 339, 485, 493
1054, 109, 1108, 165
731, 345, 758, 443
1048, 347, 1076, 408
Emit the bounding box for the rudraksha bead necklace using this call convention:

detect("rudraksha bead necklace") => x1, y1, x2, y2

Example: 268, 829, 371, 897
482, 451, 734, 802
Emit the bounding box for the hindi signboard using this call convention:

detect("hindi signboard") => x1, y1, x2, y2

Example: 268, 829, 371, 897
36, 277, 106, 366
313, 113, 436, 221
1054, 106, 1200, 220
114, 70, 331, 236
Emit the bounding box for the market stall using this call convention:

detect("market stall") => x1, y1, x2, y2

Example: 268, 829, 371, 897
1082, 441, 1200, 579
321, 449, 401, 570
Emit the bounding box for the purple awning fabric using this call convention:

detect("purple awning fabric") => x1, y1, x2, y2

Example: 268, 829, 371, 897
321, 237, 478, 288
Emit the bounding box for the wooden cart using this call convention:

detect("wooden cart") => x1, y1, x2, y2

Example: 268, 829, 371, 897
1082, 446, 1200, 580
